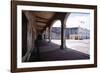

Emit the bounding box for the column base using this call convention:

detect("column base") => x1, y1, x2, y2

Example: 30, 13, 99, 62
60, 45, 67, 50
60, 45, 68, 53
48, 40, 51, 43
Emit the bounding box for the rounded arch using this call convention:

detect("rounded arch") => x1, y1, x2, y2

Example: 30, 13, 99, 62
50, 19, 62, 45
51, 19, 62, 27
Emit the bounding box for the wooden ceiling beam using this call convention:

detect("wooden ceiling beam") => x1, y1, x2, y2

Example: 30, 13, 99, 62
36, 20, 47, 24
35, 16, 49, 20
35, 26, 44, 30
36, 23, 46, 27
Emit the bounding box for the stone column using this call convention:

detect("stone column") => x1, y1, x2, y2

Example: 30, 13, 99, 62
48, 26, 51, 43
60, 13, 70, 50
43, 30, 46, 40
60, 21, 66, 49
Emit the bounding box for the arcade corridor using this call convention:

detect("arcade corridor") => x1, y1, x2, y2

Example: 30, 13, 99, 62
22, 11, 90, 62
28, 40, 89, 62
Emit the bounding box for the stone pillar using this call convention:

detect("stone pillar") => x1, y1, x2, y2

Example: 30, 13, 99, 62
43, 30, 46, 40
60, 21, 66, 49
48, 27, 51, 43
60, 13, 70, 50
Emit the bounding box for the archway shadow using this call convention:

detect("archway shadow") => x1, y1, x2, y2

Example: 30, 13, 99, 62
28, 40, 90, 62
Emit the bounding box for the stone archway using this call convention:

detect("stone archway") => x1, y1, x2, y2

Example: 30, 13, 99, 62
22, 11, 70, 62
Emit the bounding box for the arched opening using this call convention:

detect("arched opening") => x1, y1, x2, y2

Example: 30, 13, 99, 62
51, 20, 61, 46
65, 12, 90, 54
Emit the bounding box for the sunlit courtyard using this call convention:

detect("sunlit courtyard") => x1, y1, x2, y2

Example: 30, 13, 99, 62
51, 39, 90, 55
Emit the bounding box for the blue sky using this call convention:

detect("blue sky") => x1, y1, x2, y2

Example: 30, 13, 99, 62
52, 12, 90, 30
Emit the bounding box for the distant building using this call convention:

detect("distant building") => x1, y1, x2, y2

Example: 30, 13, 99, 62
51, 27, 90, 40
65, 27, 90, 40
51, 27, 61, 39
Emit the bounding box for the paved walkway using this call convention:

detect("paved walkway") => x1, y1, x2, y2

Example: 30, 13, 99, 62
52, 39, 90, 54
29, 40, 89, 62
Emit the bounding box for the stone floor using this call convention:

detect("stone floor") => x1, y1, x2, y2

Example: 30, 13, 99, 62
28, 40, 90, 62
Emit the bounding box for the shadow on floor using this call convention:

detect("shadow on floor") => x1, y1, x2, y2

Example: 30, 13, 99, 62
25, 40, 90, 62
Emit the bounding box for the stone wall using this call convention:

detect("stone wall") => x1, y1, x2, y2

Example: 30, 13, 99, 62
22, 11, 37, 62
